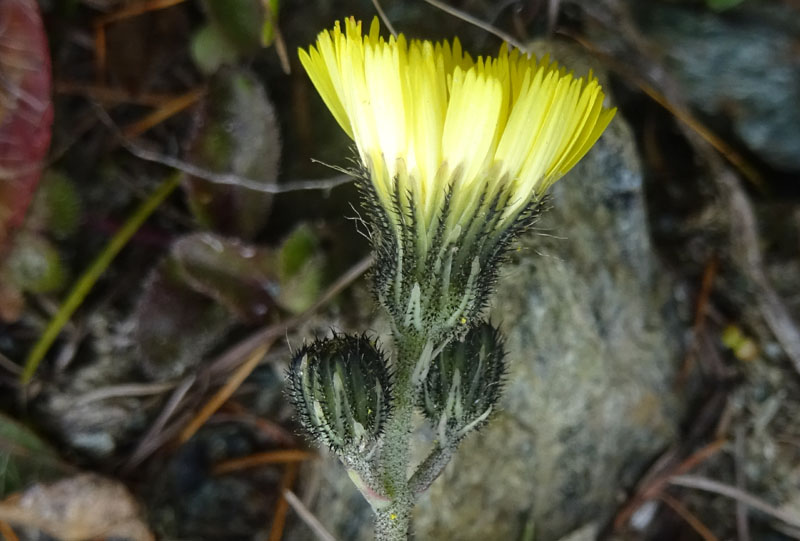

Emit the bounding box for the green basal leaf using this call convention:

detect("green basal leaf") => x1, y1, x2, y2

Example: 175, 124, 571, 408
190, 24, 240, 75
30, 170, 82, 239
276, 224, 324, 314
6, 231, 66, 294
202, 0, 263, 54
0, 413, 65, 498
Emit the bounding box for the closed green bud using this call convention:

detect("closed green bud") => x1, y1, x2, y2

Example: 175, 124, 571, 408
287, 333, 393, 454
421, 322, 506, 443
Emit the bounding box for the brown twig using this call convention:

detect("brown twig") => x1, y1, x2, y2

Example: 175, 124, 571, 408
269, 463, 299, 541
282, 489, 338, 541
90, 0, 192, 97
94, 0, 188, 25
0, 353, 21, 375
0, 520, 19, 541
54, 81, 186, 106
213, 401, 296, 446
72, 381, 178, 406
677, 254, 719, 385
671, 439, 727, 478
121, 375, 196, 472
614, 438, 726, 530
670, 475, 800, 530
213, 449, 315, 475
260, 0, 290, 74
371, 0, 397, 36
93, 104, 354, 195
658, 493, 719, 541
178, 342, 273, 444
121, 88, 205, 138
92, 0, 188, 83
422, 0, 528, 51
615, 387, 727, 533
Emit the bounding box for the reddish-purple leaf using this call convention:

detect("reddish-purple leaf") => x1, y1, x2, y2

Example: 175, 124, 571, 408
0, 0, 54, 254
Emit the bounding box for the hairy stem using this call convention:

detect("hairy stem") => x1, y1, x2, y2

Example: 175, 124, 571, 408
372, 333, 427, 540
374, 499, 413, 541
408, 442, 457, 495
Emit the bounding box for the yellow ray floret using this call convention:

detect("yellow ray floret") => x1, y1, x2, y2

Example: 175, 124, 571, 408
299, 17, 616, 241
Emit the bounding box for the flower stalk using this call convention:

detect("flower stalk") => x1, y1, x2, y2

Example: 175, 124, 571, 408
373, 344, 417, 539
288, 16, 616, 540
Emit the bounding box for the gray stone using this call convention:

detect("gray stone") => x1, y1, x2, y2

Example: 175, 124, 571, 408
635, 3, 800, 171
288, 43, 684, 541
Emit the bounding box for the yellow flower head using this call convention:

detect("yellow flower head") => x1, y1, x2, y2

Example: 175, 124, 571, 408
300, 17, 616, 337
299, 18, 615, 248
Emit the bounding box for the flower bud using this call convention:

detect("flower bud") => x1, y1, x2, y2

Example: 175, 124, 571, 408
421, 322, 506, 443
287, 333, 392, 454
